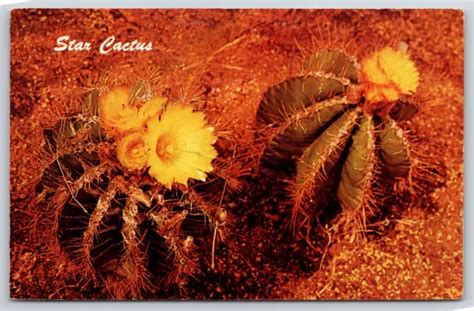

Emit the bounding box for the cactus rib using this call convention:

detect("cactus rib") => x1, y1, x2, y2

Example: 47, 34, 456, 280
337, 115, 377, 231
257, 76, 346, 124
303, 49, 360, 83
379, 118, 412, 178
263, 98, 349, 166
292, 108, 361, 225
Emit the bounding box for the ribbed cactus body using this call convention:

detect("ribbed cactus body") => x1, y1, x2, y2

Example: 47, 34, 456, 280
35, 85, 222, 298
257, 49, 418, 233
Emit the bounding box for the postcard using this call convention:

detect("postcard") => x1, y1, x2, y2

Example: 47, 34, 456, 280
10, 8, 464, 300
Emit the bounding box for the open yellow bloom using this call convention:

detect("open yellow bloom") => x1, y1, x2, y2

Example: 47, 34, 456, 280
144, 104, 218, 188
361, 47, 420, 103
117, 131, 150, 171
99, 87, 167, 137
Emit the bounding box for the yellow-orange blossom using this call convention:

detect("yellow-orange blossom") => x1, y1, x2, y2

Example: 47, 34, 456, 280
99, 87, 217, 188
144, 104, 217, 188
99, 87, 166, 137
361, 47, 420, 103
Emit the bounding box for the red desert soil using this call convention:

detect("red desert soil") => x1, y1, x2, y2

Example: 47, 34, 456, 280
10, 9, 463, 299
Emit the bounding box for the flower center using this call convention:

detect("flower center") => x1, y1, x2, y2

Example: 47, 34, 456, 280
128, 141, 145, 157
156, 136, 174, 161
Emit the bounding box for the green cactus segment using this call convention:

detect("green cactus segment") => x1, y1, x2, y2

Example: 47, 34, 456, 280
45, 91, 104, 153
379, 119, 411, 178
81, 90, 103, 140
295, 107, 361, 188
62, 114, 101, 142
389, 99, 420, 122
257, 76, 345, 124
264, 101, 347, 164
303, 50, 359, 83
82, 89, 100, 117
337, 116, 376, 211
61, 117, 87, 139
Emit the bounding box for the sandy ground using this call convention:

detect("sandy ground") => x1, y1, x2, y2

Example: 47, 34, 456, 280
10, 9, 463, 299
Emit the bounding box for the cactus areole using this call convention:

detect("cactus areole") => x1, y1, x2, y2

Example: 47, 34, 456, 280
257, 48, 420, 230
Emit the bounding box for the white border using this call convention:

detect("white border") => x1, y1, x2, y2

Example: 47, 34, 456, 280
1, 1, 472, 310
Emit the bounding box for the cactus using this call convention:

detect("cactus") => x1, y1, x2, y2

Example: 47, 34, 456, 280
257, 48, 421, 237
33, 81, 227, 299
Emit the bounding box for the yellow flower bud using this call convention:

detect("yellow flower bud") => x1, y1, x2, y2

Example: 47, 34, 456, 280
99, 87, 141, 137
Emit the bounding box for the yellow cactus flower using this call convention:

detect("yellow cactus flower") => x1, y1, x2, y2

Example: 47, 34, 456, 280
117, 131, 149, 171
99, 87, 141, 136
99, 87, 168, 137
144, 104, 218, 188
138, 96, 166, 122
361, 47, 420, 103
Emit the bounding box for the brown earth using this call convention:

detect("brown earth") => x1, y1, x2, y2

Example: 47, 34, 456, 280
10, 9, 463, 299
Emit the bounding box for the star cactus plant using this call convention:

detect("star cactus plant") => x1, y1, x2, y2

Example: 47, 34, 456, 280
257, 47, 421, 235
34, 81, 228, 298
